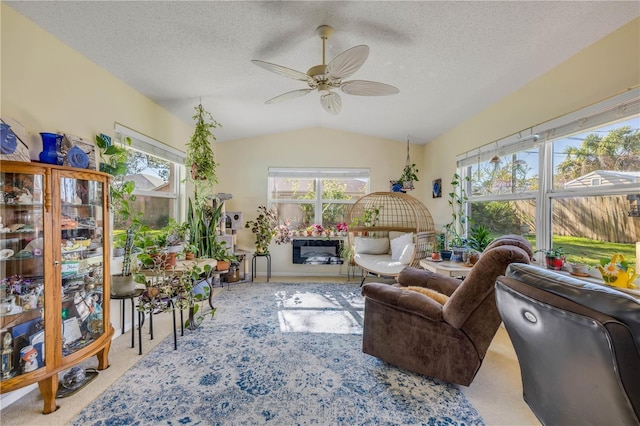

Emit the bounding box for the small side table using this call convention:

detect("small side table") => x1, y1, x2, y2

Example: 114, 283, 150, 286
111, 289, 145, 350
251, 252, 271, 282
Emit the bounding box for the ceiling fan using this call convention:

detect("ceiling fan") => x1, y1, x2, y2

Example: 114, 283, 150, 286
251, 25, 399, 115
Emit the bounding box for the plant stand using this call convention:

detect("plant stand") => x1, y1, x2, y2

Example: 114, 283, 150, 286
251, 252, 271, 282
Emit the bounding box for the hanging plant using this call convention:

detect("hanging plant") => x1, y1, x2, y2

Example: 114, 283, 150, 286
185, 103, 221, 205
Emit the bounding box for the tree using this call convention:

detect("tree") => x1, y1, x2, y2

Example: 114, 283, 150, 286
556, 126, 640, 181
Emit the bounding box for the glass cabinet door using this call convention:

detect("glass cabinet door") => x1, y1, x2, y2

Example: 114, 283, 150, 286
0, 171, 45, 380
59, 175, 105, 357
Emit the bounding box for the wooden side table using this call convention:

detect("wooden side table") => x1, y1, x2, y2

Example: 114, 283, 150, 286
419, 259, 473, 278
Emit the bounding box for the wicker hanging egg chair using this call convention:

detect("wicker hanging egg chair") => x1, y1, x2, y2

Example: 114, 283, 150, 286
346, 192, 437, 282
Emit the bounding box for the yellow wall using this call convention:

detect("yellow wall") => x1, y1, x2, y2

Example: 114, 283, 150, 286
2, 3, 638, 276
216, 127, 423, 275
0, 4, 192, 158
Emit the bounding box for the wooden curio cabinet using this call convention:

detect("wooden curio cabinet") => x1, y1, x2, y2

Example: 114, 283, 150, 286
0, 160, 113, 413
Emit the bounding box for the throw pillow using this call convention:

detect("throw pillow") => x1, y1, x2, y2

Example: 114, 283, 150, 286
390, 233, 414, 261
405, 286, 450, 305
399, 243, 415, 264
354, 237, 390, 255
389, 231, 409, 241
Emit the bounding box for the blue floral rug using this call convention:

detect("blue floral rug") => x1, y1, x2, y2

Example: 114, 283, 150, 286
72, 282, 485, 425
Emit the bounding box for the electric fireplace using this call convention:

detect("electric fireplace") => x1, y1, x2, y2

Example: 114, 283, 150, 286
292, 239, 343, 264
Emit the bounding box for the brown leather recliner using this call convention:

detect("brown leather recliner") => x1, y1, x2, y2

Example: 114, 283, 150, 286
361, 243, 531, 386
496, 263, 640, 425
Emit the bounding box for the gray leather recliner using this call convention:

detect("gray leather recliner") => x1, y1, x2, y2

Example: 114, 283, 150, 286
495, 263, 640, 426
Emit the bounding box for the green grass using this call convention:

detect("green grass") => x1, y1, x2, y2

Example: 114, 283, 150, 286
522, 235, 637, 267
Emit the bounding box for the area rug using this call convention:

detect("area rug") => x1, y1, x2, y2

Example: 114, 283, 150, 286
72, 282, 485, 425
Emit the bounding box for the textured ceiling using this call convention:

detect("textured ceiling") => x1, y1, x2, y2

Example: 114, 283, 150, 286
6, 1, 639, 144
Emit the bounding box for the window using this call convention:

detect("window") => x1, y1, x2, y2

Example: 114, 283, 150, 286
459, 91, 639, 268
113, 124, 186, 232
268, 168, 369, 230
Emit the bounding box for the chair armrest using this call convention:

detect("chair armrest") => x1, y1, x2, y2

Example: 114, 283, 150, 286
397, 266, 460, 296
362, 282, 444, 322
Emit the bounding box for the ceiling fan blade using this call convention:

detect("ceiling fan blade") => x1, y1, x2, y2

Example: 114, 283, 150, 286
326, 45, 369, 80
265, 88, 313, 104
251, 59, 313, 84
320, 91, 342, 115
340, 80, 399, 96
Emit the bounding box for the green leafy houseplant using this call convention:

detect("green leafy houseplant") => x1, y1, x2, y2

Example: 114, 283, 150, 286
135, 259, 216, 329
185, 104, 221, 206
211, 240, 237, 270
444, 173, 470, 249
186, 198, 223, 259
350, 206, 382, 228
245, 205, 278, 254
467, 224, 494, 252
163, 218, 189, 250
399, 163, 419, 188
96, 134, 143, 293
537, 247, 565, 270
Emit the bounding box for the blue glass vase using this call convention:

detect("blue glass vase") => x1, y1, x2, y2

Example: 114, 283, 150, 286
39, 132, 63, 165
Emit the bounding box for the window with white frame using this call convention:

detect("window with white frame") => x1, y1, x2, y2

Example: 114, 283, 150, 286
268, 168, 369, 231
113, 124, 186, 231
458, 91, 640, 269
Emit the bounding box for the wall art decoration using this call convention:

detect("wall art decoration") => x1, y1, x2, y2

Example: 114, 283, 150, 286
432, 178, 442, 198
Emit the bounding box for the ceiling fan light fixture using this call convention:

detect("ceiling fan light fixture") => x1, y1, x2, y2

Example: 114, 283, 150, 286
252, 24, 398, 114
321, 91, 342, 114
490, 155, 501, 164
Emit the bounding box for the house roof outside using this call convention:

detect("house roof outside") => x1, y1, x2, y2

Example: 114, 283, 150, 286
564, 170, 640, 189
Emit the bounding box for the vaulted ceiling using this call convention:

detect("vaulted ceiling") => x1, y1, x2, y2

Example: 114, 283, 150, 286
7, 1, 639, 144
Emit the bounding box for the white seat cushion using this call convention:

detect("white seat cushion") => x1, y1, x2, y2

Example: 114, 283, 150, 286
354, 253, 406, 276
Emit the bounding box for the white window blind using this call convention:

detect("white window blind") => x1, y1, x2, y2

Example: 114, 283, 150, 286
457, 90, 640, 168
114, 123, 186, 164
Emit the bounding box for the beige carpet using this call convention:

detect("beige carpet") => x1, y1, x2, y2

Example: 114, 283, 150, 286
0, 277, 540, 426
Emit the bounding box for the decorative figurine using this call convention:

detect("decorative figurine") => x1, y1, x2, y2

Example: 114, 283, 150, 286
1, 332, 15, 379
20, 345, 39, 373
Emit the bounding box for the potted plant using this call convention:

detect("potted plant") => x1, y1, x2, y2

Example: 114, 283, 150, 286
173, 261, 217, 329
245, 205, 278, 254
539, 247, 565, 270
186, 198, 223, 259
182, 243, 198, 261
436, 232, 452, 261
399, 163, 419, 190
163, 218, 189, 253
467, 224, 493, 253
96, 133, 142, 295
185, 104, 221, 206
211, 240, 237, 271
444, 172, 470, 260
339, 240, 354, 266
112, 233, 126, 257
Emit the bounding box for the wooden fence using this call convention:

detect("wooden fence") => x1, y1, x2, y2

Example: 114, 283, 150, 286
515, 196, 639, 243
